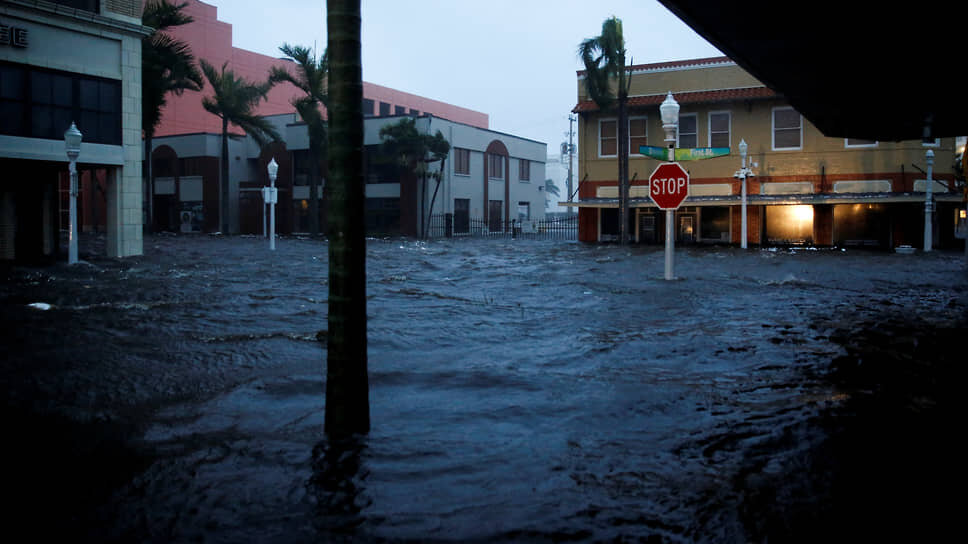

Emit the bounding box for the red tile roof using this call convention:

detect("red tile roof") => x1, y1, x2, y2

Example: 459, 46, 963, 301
572, 86, 778, 113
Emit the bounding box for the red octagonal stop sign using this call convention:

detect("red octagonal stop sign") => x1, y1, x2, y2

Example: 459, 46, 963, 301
649, 162, 690, 210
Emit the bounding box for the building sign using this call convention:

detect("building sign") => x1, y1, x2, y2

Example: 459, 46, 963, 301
0, 20, 29, 48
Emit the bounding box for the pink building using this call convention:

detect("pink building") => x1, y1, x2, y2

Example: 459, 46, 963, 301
154, 0, 488, 138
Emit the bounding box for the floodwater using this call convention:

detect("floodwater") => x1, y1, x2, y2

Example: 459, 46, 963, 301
2, 234, 966, 543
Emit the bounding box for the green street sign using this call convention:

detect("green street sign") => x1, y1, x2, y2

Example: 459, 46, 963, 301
638, 145, 670, 160
638, 145, 731, 161
676, 147, 731, 161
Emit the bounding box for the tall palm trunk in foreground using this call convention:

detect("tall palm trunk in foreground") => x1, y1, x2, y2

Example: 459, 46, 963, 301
326, 0, 369, 437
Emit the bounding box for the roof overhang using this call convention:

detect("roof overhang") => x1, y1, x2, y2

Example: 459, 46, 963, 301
657, 1, 968, 142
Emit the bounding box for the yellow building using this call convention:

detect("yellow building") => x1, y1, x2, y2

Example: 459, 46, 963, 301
571, 57, 964, 249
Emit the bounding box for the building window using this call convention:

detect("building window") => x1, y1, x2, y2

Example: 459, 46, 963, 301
454, 148, 470, 175
517, 202, 530, 221
599, 119, 617, 157
678, 113, 697, 148
519, 159, 530, 181
178, 157, 206, 177
379, 101, 390, 116
410, 109, 420, 116
709, 111, 730, 148
363, 145, 401, 184
772, 107, 802, 150
0, 63, 121, 145
922, 138, 940, 147
362, 98, 374, 117
845, 138, 877, 148
51, 0, 99, 11
488, 153, 503, 179
629, 116, 648, 155
488, 200, 503, 231
454, 198, 470, 234
394, 105, 405, 115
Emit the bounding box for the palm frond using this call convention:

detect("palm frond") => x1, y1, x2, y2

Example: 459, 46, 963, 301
143, 0, 194, 32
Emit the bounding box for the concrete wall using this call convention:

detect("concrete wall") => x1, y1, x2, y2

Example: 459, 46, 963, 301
0, 0, 148, 258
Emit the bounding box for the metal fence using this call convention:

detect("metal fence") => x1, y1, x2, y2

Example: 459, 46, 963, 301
426, 214, 577, 240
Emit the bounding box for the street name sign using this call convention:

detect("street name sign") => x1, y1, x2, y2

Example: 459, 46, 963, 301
649, 162, 689, 210
639, 145, 731, 161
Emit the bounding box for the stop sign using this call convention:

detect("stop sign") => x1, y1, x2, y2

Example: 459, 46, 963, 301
649, 162, 689, 210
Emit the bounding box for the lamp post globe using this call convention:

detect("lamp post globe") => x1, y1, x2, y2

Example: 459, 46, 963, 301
64, 122, 82, 265
660, 91, 680, 147
267, 157, 279, 182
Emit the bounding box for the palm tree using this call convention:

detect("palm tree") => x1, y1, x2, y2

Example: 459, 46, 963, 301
545, 178, 561, 210
269, 44, 328, 237
379, 118, 450, 238
579, 17, 632, 245
326, 0, 369, 438
199, 59, 280, 233
142, 0, 203, 229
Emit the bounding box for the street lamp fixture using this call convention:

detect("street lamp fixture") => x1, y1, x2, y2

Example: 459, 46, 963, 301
64, 122, 82, 265
659, 92, 680, 280
734, 139, 755, 249
266, 157, 279, 251
660, 91, 680, 150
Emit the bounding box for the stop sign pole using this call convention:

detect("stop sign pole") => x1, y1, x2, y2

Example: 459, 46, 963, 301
650, 161, 689, 280
657, 92, 683, 280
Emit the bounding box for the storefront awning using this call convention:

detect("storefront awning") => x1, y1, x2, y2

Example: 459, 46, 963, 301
560, 192, 965, 209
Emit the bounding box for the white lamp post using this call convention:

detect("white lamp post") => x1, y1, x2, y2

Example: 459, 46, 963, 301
734, 139, 755, 249
924, 149, 934, 252
64, 122, 82, 265
266, 158, 279, 250
659, 92, 680, 280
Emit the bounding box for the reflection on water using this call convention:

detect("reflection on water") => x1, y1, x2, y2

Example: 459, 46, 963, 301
1, 234, 965, 542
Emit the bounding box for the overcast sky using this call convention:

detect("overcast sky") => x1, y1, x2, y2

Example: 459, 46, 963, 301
204, 0, 722, 153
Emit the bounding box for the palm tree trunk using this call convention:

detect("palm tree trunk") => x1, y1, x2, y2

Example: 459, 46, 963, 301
220, 117, 230, 233
618, 94, 629, 245
326, 0, 369, 438
425, 158, 445, 239
309, 138, 320, 237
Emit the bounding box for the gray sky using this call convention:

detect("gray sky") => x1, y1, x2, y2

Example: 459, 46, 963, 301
205, 0, 721, 152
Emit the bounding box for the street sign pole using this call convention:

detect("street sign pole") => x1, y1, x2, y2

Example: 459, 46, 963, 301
648, 161, 689, 280
665, 145, 675, 280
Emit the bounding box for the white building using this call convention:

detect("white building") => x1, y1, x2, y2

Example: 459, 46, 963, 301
0, 0, 149, 262
150, 113, 547, 238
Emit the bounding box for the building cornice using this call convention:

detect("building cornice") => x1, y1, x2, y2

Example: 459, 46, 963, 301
577, 56, 734, 79
2, 0, 152, 37
573, 86, 778, 113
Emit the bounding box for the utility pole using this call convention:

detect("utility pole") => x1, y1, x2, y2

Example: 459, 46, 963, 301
567, 114, 576, 213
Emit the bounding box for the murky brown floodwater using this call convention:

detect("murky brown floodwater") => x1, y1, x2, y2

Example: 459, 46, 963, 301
2, 233, 966, 543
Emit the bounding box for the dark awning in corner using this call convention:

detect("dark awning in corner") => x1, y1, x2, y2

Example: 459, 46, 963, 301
657, 1, 968, 142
